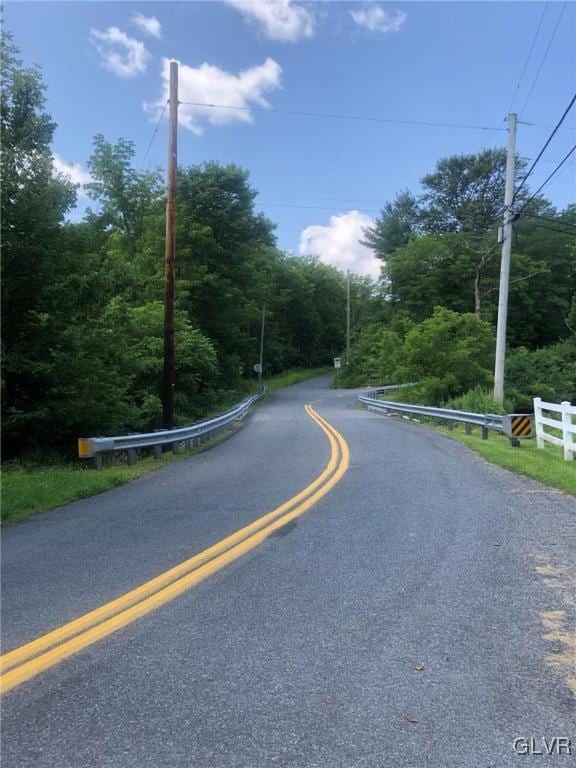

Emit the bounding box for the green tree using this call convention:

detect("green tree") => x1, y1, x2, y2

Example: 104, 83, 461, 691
1, 32, 77, 454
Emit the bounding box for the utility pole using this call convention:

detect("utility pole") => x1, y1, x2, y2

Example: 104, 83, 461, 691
258, 304, 266, 383
346, 269, 351, 364
162, 61, 178, 429
493, 112, 517, 403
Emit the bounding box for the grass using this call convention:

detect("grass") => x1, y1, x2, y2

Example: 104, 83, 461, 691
415, 420, 575, 496
370, 389, 575, 494
1, 453, 185, 526
1, 367, 333, 525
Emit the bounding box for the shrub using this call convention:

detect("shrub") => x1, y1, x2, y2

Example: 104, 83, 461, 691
445, 385, 513, 415
506, 340, 576, 410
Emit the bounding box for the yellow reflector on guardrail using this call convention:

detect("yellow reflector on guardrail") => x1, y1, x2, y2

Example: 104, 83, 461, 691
77, 438, 94, 458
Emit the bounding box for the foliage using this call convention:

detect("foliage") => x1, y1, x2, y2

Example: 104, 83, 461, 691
1, 37, 366, 457
444, 386, 512, 415
2, 35, 574, 460
506, 339, 576, 410
1, 367, 332, 524
339, 307, 495, 405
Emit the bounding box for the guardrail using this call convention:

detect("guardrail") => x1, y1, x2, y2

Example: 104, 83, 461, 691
78, 387, 266, 469
359, 387, 508, 440
534, 397, 575, 461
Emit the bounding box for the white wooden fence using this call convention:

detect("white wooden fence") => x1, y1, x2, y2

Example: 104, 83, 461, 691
533, 397, 576, 461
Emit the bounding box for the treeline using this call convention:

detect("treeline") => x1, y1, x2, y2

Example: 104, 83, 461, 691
1, 35, 375, 456
340, 148, 576, 409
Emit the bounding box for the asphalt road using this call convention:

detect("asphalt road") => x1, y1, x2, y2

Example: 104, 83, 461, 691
2, 375, 575, 767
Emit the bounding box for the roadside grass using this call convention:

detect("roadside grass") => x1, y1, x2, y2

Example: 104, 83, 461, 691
1, 453, 183, 526
414, 419, 575, 496
369, 389, 574, 494
1, 367, 332, 525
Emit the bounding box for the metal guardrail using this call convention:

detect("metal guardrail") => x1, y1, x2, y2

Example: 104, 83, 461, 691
79, 387, 266, 468
359, 387, 505, 439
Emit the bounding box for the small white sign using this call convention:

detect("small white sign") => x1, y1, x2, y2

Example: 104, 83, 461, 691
334, 357, 341, 369
253, 363, 262, 373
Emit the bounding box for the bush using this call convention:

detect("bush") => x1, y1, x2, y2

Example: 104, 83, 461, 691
506, 340, 576, 410
444, 385, 513, 415
339, 308, 495, 403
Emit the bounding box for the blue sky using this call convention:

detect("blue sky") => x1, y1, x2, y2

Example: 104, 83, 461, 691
6, 1, 575, 276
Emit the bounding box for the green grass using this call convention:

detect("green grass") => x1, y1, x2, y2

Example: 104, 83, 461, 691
1, 453, 186, 526
1, 367, 332, 525
420, 420, 575, 496
373, 389, 574, 494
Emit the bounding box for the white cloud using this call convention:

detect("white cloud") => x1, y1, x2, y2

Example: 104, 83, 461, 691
90, 26, 151, 77
225, 0, 314, 42
53, 154, 92, 195
132, 13, 162, 39
146, 57, 282, 135
299, 211, 381, 279
350, 4, 406, 34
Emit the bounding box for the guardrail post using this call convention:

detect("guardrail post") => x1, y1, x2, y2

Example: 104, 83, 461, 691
94, 455, 103, 471
482, 426, 489, 440
127, 448, 137, 466
447, 420, 453, 431
465, 423, 472, 435
172, 441, 180, 454
561, 401, 574, 461
509, 437, 520, 448
153, 444, 162, 459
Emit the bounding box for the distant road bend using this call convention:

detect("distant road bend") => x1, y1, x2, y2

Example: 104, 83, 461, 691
1, 375, 575, 768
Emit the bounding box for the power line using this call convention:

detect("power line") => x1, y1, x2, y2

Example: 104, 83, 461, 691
523, 155, 576, 165
519, 0, 568, 117
513, 92, 576, 201
177, 101, 508, 132
531, 223, 576, 237
523, 213, 576, 230
508, 1, 549, 114
255, 202, 381, 213
259, 193, 384, 203
521, 144, 576, 206
141, 101, 168, 169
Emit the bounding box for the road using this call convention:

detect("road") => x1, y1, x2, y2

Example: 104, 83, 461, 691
1, 375, 575, 767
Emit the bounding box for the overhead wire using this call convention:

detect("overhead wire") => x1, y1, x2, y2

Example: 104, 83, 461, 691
523, 213, 576, 230
478, 2, 549, 152
508, 2, 550, 114
141, 101, 168, 169
518, 144, 576, 209
177, 101, 507, 132
519, 0, 568, 117
512, 92, 576, 202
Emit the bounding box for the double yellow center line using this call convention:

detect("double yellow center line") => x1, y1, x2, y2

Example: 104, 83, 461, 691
1, 404, 349, 693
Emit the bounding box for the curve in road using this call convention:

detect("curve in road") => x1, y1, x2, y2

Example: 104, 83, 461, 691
1, 404, 349, 693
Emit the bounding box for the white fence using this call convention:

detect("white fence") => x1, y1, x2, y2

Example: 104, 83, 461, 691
533, 397, 576, 461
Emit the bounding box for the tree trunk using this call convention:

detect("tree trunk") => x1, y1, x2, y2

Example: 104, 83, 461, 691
474, 267, 482, 320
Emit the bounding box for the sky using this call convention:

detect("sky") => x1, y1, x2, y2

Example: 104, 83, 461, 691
6, 0, 575, 277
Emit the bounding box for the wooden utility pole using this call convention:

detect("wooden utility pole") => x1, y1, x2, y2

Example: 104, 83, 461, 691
346, 269, 351, 364
258, 304, 266, 382
493, 113, 517, 403
162, 61, 178, 429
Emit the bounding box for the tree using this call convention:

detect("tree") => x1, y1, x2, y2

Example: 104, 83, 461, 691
1, 32, 77, 454
363, 190, 419, 260
86, 134, 163, 258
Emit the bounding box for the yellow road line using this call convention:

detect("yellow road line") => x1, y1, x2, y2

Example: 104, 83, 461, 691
0, 406, 339, 675
1, 405, 349, 693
